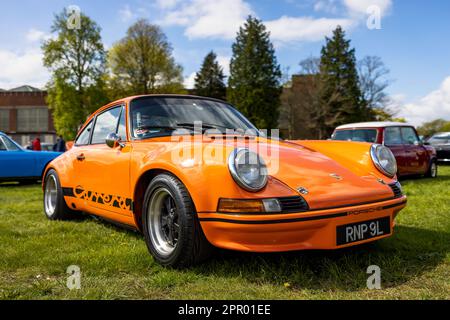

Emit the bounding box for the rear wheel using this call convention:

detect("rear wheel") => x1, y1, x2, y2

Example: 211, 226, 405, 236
43, 169, 79, 220
425, 160, 438, 178
142, 174, 212, 268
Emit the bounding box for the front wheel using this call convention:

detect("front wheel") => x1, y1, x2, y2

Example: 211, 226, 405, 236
142, 174, 212, 268
425, 160, 438, 178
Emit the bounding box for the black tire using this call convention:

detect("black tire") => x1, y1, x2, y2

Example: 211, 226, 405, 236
43, 169, 79, 220
142, 174, 213, 268
425, 160, 438, 178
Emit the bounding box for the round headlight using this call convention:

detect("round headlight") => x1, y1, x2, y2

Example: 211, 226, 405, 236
228, 148, 268, 192
370, 144, 397, 178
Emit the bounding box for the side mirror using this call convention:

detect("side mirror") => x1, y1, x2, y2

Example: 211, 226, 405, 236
106, 133, 125, 149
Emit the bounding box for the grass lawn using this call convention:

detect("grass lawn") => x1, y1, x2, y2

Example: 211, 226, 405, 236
0, 167, 449, 300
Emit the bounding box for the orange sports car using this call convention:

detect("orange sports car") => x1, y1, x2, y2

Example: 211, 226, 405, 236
42, 95, 407, 267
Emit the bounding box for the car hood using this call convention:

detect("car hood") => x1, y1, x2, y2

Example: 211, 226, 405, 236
214, 137, 395, 209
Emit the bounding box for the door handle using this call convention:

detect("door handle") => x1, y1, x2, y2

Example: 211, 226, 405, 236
76, 154, 85, 161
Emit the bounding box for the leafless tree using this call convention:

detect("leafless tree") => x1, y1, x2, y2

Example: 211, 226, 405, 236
358, 56, 392, 110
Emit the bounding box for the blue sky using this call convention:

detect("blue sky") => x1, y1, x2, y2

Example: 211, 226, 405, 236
0, 0, 449, 125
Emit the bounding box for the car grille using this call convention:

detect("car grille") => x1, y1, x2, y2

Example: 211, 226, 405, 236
389, 182, 403, 199
278, 196, 309, 213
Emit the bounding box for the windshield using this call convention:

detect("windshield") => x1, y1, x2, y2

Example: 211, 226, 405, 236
130, 97, 259, 139
332, 129, 378, 143
0, 135, 22, 151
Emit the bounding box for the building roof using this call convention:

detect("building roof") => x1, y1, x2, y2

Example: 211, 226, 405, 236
336, 122, 413, 129
8, 85, 43, 92
0, 88, 5, 92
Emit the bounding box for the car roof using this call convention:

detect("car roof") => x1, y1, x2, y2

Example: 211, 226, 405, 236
431, 132, 450, 137
107, 94, 227, 108
336, 122, 414, 129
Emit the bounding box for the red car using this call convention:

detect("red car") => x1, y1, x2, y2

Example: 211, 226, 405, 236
332, 122, 438, 178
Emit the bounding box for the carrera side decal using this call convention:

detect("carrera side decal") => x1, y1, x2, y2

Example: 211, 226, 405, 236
63, 186, 133, 211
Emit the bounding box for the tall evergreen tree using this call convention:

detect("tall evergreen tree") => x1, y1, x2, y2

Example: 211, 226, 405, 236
228, 16, 282, 129
43, 10, 108, 140
194, 51, 226, 100
317, 26, 368, 138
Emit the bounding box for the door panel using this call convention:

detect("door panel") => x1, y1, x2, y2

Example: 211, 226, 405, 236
401, 127, 428, 174
81, 106, 132, 217
383, 127, 408, 175
82, 145, 132, 216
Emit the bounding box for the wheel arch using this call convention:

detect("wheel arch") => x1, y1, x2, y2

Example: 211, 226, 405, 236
41, 163, 55, 190
132, 168, 197, 232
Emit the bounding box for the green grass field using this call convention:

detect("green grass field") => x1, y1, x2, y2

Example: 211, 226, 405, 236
1, 167, 449, 300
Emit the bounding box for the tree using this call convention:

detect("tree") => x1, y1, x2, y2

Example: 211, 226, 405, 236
417, 119, 450, 138
228, 16, 282, 129
108, 19, 184, 98
194, 51, 226, 100
358, 55, 395, 119
317, 26, 369, 138
43, 10, 108, 140
299, 56, 320, 75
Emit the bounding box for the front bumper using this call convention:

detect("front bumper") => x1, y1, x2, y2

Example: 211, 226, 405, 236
198, 196, 407, 252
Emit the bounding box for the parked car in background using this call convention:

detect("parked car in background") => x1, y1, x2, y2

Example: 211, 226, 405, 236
332, 122, 438, 178
0, 132, 62, 183
427, 132, 450, 162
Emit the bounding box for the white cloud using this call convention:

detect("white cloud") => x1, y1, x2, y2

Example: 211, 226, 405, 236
0, 48, 49, 89
266, 16, 355, 44
26, 28, 52, 43
119, 5, 134, 22
158, 0, 382, 44
159, 0, 253, 40
397, 77, 450, 126
184, 72, 196, 89
343, 0, 392, 16
156, 0, 180, 10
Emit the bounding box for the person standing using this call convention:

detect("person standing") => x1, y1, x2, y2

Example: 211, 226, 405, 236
54, 135, 66, 152
32, 137, 41, 151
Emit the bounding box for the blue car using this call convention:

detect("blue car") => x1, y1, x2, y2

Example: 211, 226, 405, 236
0, 132, 62, 183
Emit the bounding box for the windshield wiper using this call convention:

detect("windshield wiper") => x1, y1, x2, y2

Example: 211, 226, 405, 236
176, 122, 224, 131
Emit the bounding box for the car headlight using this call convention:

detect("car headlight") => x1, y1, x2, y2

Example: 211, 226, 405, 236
370, 144, 397, 178
228, 148, 268, 192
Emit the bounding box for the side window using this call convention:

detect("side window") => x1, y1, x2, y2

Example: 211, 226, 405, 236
401, 127, 419, 145
117, 107, 127, 140
75, 121, 93, 146
91, 107, 121, 144
384, 127, 402, 145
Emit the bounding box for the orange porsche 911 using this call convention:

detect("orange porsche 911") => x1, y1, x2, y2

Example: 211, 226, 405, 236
42, 95, 407, 267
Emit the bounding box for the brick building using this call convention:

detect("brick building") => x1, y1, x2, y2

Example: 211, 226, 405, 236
0, 85, 56, 146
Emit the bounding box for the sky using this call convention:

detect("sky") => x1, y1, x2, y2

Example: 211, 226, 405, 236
0, 0, 449, 126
